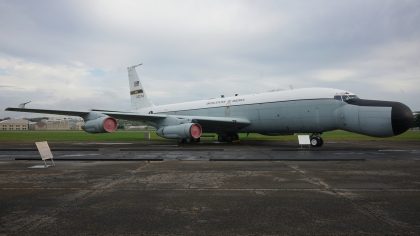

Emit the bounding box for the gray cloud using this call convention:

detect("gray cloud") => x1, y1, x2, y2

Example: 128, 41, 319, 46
1, 0, 420, 118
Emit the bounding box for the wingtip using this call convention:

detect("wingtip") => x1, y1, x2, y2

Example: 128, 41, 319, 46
5, 107, 24, 111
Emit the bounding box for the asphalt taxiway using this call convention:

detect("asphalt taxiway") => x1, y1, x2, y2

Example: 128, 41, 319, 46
1, 140, 420, 235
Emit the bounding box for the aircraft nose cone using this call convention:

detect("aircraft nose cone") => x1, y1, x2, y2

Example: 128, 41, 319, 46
392, 102, 413, 135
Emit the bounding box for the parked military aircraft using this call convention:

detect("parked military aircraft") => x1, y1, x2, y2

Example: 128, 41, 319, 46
6, 64, 414, 147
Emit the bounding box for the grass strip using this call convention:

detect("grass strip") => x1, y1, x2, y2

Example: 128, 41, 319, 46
0, 130, 419, 142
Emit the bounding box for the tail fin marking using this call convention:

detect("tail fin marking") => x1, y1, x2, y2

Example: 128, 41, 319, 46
127, 64, 153, 110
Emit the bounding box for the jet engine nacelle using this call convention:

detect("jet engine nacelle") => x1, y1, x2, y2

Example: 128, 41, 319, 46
156, 123, 202, 139
82, 116, 118, 133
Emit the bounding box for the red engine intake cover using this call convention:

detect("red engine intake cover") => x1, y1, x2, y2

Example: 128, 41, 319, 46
190, 123, 202, 139
103, 117, 118, 132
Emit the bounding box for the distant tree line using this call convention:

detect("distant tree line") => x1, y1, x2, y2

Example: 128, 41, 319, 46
415, 113, 420, 128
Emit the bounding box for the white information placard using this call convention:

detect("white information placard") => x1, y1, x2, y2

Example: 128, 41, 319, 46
297, 135, 311, 145
35, 141, 53, 160
35, 141, 55, 167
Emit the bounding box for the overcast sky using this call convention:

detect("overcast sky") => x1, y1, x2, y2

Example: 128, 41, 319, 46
1, 0, 419, 118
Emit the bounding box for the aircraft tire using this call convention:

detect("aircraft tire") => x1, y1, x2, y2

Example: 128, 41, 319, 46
317, 137, 324, 147
217, 133, 236, 143
178, 138, 192, 144
310, 136, 323, 147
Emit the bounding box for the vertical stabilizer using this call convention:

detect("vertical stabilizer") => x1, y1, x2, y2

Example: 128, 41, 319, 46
127, 64, 153, 110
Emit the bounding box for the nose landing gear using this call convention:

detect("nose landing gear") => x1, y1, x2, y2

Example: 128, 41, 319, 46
310, 134, 324, 147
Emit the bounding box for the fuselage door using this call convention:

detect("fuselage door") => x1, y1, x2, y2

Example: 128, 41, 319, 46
225, 100, 231, 117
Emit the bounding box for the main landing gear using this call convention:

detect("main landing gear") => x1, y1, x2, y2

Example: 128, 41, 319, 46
217, 133, 239, 143
178, 138, 200, 144
310, 134, 324, 147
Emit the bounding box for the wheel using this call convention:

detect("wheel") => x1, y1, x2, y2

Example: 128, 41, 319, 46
217, 133, 237, 142
317, 137, 324, 147
310, 137, 319, 147
178, 138, 192, 144
224, 136, 232, 142
178, 138, 185, 144
310, 136, 323, 147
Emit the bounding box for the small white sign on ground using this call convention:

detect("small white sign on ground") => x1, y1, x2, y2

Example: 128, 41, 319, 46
34, 141, 55, 168
297, 135, 311, 146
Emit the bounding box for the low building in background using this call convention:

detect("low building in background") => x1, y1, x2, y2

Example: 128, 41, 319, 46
0, 119, 29, 131
1, 117, 84, 131
30, 117, 84, 131
46, 118, 70, 130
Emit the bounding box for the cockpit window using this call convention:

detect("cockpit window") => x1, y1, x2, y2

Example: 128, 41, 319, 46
334, 95, 359, 103
343, 95, 358, 102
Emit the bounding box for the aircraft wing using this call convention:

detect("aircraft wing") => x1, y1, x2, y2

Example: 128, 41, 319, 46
101, 111, 251, 132
5, 107, 90, 117
5, 107, 251, 132
5, 107, 168, 122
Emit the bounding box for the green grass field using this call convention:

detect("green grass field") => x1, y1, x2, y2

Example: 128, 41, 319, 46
0, 130, 419, 142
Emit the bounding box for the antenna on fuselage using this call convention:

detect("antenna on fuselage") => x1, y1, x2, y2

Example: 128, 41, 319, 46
18, 101, 31, 108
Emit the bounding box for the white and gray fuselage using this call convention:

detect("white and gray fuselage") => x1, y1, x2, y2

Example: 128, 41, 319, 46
136, 87, 412, 137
